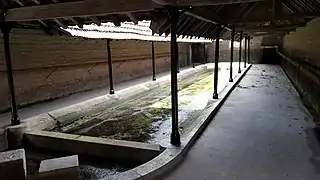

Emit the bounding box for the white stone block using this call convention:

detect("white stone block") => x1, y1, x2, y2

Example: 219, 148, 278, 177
38, 155, 79, 180
0, 148, 26, 180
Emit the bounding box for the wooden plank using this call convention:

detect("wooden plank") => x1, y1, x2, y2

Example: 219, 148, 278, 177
238, 23, 306, 31
5, 0, 161, 22
53, 18, 67, 29
154, 0, 265, 6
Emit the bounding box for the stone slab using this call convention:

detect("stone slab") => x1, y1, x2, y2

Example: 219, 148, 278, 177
0, 149, 26, 180
7, 123, 29, 147
25, 131, 161, 163
38, 155, 79, 180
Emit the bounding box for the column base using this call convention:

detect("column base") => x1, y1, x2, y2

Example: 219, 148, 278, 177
213, 93, 218, 99
170, 132, 181, 146
109, 89, 115, 94
7, 123, 29, 148
152, 76, 156, 81
238, 69, 241, 73
229, 78, 233, 82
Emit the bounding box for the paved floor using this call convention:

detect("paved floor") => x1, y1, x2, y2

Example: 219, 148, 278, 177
164, 65, 320, 180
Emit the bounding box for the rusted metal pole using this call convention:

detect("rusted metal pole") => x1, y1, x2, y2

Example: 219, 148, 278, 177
238, 32, 243, 73
107, 39, 114, 94
169, 8, 181, 146
213, 25, 222, 99
229, 29, 235, 82
1, 24, 20, 125
151, 41, 156, 81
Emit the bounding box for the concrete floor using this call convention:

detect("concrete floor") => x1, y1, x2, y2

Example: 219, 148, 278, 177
164, 65, 320, 180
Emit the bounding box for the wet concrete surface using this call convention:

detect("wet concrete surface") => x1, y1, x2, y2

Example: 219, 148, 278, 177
163, 65, 320, 180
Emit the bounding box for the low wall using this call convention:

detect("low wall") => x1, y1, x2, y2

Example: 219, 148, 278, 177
278, 52, 320, 120
281, 18, 320, 120
0, 29, 190, 112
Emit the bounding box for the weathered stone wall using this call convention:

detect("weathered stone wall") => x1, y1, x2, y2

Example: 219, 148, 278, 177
282, 18, 320, 116
0, 29, 189, 111
206, 37, 262, 64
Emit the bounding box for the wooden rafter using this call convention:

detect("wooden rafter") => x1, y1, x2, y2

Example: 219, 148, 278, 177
153, 0, 265, 6
239, 23, 306, 32
5, 0, 161, 22
126, 13, 139, 24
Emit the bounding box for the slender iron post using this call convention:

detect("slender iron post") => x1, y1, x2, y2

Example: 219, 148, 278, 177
229, 29, 235, 82
107, 39, 114, 94
1, 24, 20, 125
192, 44, 195, 68
203, 43, 206, 64
151, 41, 156, 81
238, 32, 243, 73
213, 25, 222, 99
177, 42, 180, 73
248, 37, 251, 64
169, 8, 181, 146
244, 35, 247, 68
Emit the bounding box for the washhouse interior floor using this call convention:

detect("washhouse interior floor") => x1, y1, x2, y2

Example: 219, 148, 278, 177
0, 62, 244, 179
0, 62, 242, 129
163, 65, 320, 180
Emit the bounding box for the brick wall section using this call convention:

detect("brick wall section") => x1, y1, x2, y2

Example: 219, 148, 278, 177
0, 29, 189, 111
282, 18, 320, 116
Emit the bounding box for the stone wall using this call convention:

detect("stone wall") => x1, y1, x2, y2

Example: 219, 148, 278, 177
282, 18, 320, 116
206, 37, 262, 64
0, 29, 189, 111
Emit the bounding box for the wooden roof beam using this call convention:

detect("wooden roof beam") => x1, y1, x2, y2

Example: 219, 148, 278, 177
237, 23, 306, 31
70, 17, 83, 28
5, 0, 162, 22
53, 18, 67, 29
153, 0, 265, 6
247, 27, 296, 33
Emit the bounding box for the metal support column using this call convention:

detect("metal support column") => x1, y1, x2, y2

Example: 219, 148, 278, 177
107, 39, 115, 94
203, 43, 206, 64
229, 29, 235, 82
169, 8, 181, 146
191, 44, 195, 68
1, 24, 20, 125
177, 42, 180, 73
238, 32, 243, 73
151, 41, 156, 81
213, 25, 222, 99
248, 37, 251, 64
244, 35, 247, 68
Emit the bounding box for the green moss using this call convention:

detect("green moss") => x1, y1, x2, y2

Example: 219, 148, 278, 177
132, 116, 152, 128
